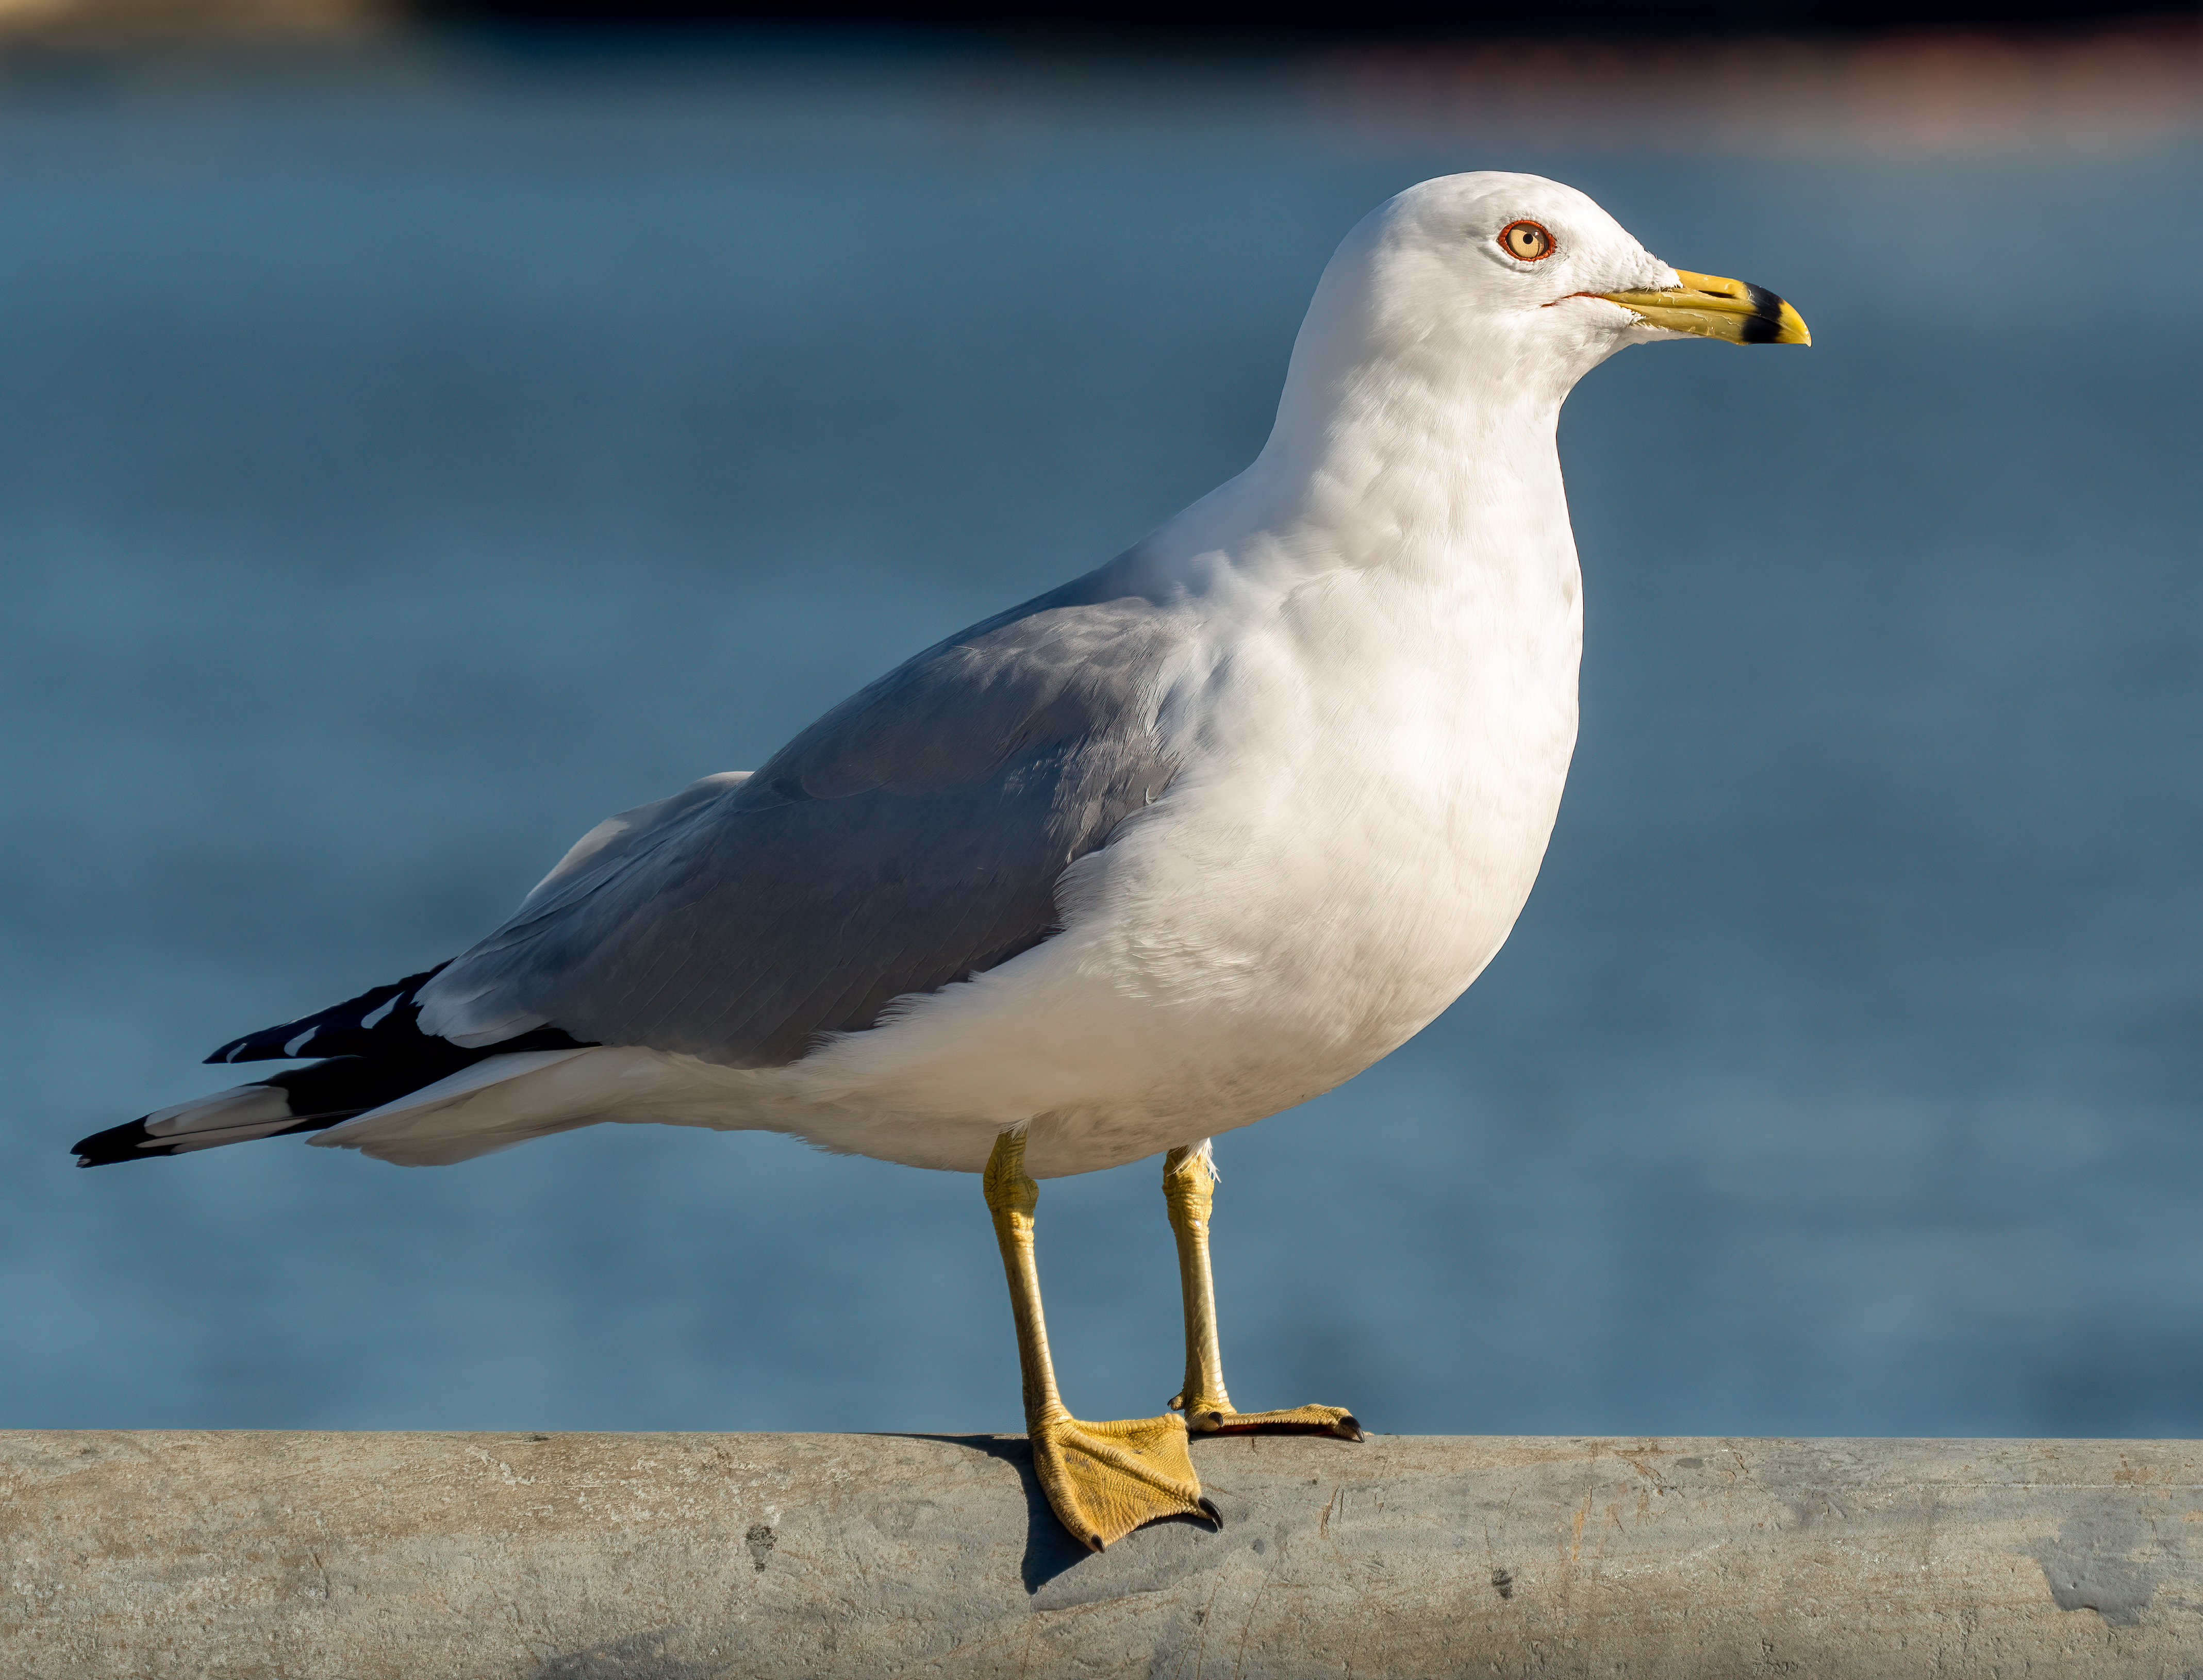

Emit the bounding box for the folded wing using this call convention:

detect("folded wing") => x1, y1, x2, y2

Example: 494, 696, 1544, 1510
418, 572, 1192, 1068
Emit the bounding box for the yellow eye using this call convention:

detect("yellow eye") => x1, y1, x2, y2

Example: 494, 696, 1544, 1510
1499, 220, 1554, 262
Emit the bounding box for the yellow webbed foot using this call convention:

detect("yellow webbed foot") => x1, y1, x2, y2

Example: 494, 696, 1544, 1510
1171, 1395, 1365, 1441
1029, 1409, 1218, 1552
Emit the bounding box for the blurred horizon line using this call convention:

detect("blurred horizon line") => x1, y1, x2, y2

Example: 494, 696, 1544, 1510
1, 0, 2198, 46
3, 3, 2193, 159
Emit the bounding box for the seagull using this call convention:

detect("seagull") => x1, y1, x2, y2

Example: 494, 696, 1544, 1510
74, 173, 1807, 1552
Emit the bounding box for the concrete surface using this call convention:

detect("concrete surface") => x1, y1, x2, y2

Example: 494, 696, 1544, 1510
3, 1429, 2199, 1677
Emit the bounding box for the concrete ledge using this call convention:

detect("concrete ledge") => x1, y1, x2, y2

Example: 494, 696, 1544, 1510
4, 1430, 2199, 1677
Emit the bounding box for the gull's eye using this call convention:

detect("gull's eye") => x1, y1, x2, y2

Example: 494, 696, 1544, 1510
1499, 220, 1554, 262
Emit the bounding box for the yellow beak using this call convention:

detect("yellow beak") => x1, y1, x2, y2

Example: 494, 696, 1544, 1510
1596, 269, 1811, 346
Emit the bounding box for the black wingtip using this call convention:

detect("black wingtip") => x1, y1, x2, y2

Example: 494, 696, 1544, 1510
71, 1118, 167, 1168
201, 964, 590, 1069
72, 1105, 367, 1167
205, 966, 450, 1065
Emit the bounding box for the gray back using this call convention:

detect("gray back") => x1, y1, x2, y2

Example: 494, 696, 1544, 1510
420, 563, 1193, 1067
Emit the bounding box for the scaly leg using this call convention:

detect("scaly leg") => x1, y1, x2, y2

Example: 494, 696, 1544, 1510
1163, 1142, 1364, 1440
985, 1128, 1217, 1551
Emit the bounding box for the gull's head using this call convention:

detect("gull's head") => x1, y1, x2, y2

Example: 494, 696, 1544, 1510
1295, 171, 1809, 412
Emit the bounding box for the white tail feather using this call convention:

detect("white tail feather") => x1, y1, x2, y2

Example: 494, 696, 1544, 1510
311, 1050, 596, 1166
141, 1085, 293, 1144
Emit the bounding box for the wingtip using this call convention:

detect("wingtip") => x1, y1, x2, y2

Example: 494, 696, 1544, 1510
71, 1118, 159, 1168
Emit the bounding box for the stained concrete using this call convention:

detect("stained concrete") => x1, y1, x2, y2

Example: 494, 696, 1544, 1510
4, 1431, 2199, 1677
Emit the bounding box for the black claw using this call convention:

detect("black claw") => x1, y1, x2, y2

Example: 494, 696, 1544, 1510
1337, 1413, 1366, 1442
1198, 1496, 1222, 1524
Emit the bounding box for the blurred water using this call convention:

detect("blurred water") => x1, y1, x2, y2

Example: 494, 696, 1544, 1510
3, 42, 2199, 1439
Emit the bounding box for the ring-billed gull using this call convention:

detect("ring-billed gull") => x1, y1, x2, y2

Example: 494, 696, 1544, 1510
74, 172, 1807, 1551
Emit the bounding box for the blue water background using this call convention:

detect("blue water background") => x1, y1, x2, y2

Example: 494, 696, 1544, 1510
4, 42, 2200, 1437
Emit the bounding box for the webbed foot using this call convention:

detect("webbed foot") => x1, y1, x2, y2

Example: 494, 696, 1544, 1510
1030, 1409, 1219, 1551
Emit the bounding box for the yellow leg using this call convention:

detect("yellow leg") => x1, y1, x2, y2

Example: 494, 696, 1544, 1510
1163, 1142, 1364, 1440
985, 1128, 1216, 1551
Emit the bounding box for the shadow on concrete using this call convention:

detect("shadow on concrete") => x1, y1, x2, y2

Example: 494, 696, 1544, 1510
534, 1627, 711, 1679
890, 1432, 1219, 1595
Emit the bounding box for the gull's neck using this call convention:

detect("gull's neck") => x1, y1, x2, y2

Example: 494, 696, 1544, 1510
1132, 251, 1594, 602
1251, 350, 1567, 565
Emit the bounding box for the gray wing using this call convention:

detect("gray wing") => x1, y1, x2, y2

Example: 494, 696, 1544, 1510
416, 568, 1191, 1067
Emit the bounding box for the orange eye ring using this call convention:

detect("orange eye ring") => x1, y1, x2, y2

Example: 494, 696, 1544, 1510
1499, 219, 1555, 262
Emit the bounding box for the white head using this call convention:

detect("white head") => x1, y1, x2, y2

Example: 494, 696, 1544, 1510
1272, 171, 1808, 445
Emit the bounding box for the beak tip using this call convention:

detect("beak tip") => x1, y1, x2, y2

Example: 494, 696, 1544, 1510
1603, 273, 1810, 348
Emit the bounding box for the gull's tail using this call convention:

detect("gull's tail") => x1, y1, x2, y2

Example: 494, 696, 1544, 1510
72, 967, 592, 1168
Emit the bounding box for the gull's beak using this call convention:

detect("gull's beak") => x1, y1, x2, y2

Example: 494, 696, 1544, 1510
1595, 270, 1811, 346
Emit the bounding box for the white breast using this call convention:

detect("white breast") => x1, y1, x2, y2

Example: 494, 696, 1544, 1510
764, 524, 1583, 1178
